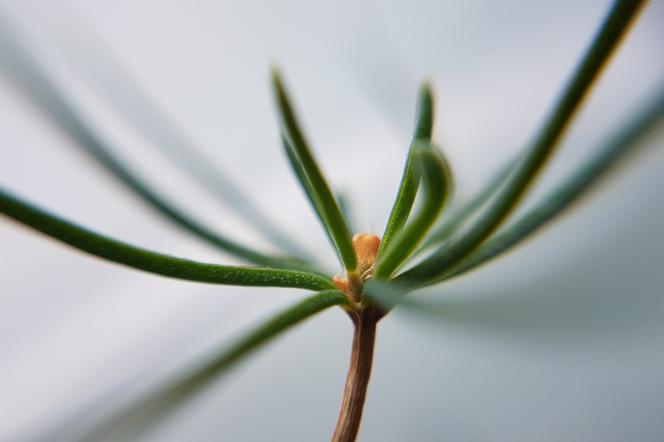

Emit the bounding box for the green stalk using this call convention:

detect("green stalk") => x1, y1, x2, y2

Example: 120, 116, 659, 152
273, 69, 357, 272
0, 20, 302, 269
282, 136, 337, 250
378, 83, 434, 257
53, 15, 311, 258
0, 188, 334, 291
439, 90, 664, 283
417, 154, 519, 253
78, 290, 348, 441
336, 190, 356, 235
374, 145, 452, 279
398, 0, 647, 288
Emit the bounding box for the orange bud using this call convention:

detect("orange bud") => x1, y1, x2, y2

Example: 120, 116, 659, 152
352, 233, 381, 276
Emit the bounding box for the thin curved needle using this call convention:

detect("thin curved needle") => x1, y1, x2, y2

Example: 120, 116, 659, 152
0, 15, 307, 269
378, 83, 434, 258
416, 153, 520, 255
74, 291, 348, 441
0, 188, 334, 290
440, 90, 664, 282
374, 144, 452, 279
273, 70, 357, 273
397, 0, 647, 288
30, 8, 311, 258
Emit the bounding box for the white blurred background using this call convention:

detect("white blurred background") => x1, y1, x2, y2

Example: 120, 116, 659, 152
0, 0, 663, 440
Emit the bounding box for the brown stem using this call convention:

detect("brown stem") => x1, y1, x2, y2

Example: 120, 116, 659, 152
332, 306, 379, 442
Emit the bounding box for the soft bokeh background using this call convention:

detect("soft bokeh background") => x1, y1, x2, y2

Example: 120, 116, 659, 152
0, 0, 662, 441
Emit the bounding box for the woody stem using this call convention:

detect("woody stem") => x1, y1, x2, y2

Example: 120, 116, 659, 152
332, 306, 379, 442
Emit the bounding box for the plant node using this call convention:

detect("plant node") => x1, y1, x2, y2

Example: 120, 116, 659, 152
333, 233, 381, 304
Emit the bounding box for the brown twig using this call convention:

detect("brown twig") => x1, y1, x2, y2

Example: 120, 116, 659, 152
332, 306, 379, 442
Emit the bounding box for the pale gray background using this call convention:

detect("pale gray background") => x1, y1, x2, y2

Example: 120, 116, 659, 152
0, 0, 663, 441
